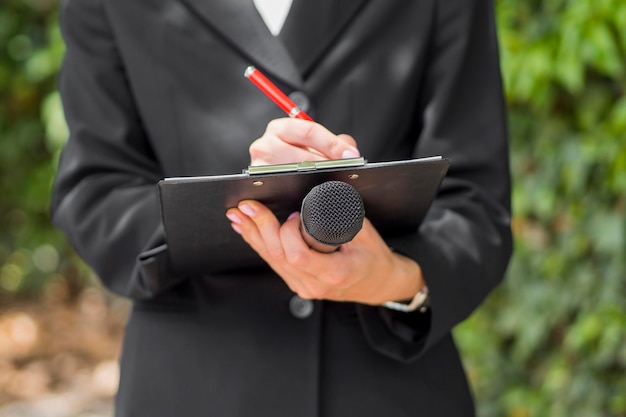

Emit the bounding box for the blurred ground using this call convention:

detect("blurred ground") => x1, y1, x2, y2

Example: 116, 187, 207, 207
0, 285, 129, 417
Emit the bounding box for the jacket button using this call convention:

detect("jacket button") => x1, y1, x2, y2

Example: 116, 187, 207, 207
288, 91, 310, 113
289, 295, 314, 319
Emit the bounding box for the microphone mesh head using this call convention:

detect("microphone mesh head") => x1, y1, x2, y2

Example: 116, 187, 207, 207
301, 181, 365, 246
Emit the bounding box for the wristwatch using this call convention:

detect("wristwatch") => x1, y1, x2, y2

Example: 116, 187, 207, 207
382, 286, 430, 313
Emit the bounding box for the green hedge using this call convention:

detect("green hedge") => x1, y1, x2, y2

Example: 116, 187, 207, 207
0, 0, 624, 415
0, 0, 90, 299
455, 0, 626, 416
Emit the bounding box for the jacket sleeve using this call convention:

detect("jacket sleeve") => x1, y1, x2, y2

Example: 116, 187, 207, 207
356, 0, 513, 362
51, 0, 185, 298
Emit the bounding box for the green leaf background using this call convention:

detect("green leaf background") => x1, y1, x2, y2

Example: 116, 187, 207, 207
1, 0, 624, 415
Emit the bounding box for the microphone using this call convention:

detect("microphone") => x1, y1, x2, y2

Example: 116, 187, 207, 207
300, 181, 365, 253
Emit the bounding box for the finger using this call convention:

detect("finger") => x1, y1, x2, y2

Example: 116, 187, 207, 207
279, 212, 315, 268
228, 206, 307, 293
280, 213, 357, 297
263, 118, 360, 160
226, 207, 244, 235
346, 217, 389, 253
337, 133, 358, 150
225, 206, 266, 252
236, 200, 287, 263
249, 135, 327, 166
275, 214, 341, 297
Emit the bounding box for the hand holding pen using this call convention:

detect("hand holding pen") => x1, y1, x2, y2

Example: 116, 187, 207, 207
244, 66, 360, 165
232, 70, 422, 309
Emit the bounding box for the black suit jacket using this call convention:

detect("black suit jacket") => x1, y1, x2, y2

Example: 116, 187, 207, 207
52, 0, 512, 415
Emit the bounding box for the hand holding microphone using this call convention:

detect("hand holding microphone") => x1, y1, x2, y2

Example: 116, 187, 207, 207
228, 68, 424, 305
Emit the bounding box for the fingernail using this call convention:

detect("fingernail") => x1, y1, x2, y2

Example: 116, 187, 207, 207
341, 147, 360, 159
239, 203, 255, 217
230, 223, 242, 235
287, 211, 299, 220
226, 212, 242, 224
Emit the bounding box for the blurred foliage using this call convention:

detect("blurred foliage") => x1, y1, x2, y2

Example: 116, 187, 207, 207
455, 0, 626, 416
0, 0, 94, 302
0, 0, 624, 415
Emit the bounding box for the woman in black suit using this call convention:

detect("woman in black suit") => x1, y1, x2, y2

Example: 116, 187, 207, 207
52, 0, 512, 415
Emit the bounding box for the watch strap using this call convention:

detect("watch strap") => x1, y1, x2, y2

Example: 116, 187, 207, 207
382, 286, 430, 313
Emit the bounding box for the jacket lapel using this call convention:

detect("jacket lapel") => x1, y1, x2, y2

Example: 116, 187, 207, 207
279, 0, 370, 77
177, 0, 302, 87
176, 0, 370, 85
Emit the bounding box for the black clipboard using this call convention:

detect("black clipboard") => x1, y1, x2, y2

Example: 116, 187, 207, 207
158, 156, 450, 274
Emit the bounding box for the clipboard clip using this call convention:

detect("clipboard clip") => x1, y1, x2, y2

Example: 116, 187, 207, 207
245, 157, 366, 175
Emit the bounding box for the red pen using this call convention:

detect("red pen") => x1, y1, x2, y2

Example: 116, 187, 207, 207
244, 66, 313, 121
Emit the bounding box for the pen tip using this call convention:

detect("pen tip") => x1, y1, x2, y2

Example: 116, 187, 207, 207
244, 66, 256, 78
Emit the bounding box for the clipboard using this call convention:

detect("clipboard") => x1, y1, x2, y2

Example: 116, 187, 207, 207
158, 156, 450, 274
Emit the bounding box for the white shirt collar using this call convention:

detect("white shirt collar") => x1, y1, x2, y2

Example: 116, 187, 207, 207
252, 0, 294, 36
